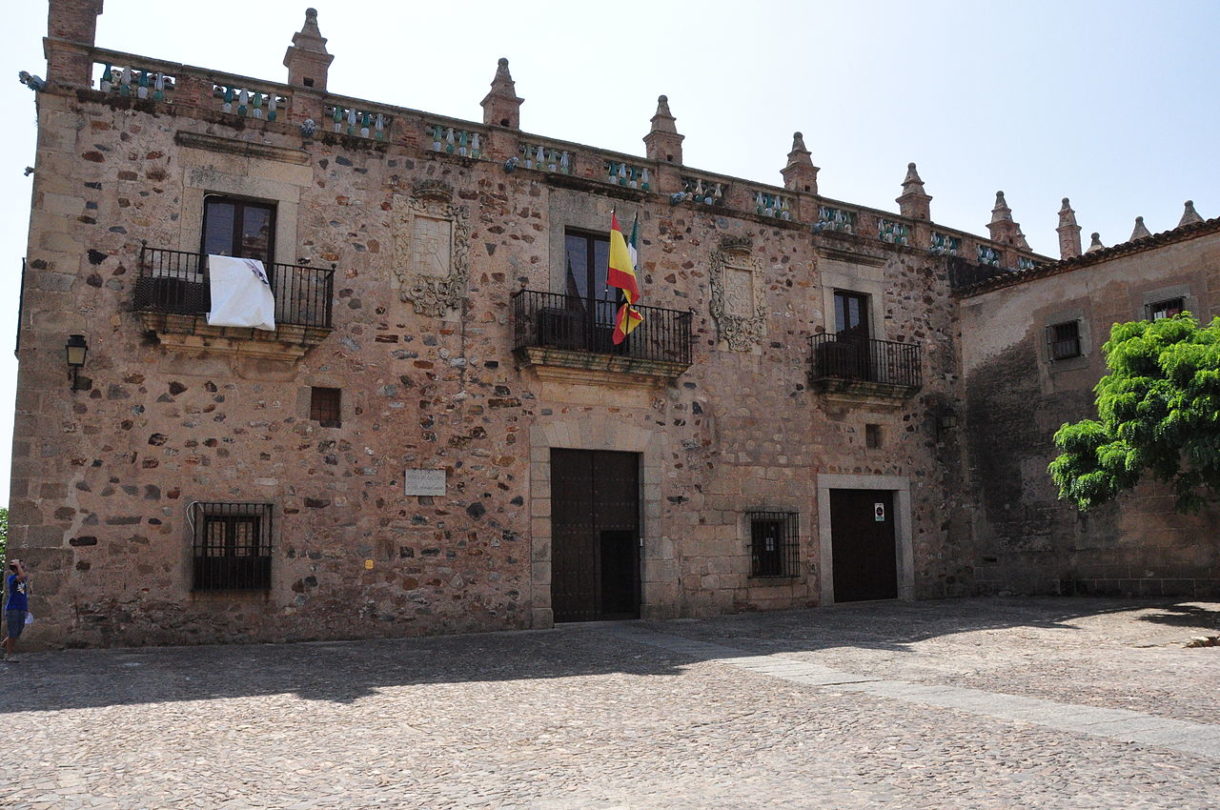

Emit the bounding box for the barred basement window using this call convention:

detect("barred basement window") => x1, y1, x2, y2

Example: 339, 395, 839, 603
190, 502, 273, 591
310, 386, 342, 427
749, 511, 800, 578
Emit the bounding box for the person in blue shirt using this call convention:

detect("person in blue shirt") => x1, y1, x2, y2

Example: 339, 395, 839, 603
3, 559, 29, 661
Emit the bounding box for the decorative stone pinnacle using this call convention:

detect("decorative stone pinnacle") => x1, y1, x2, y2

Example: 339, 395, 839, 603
284, 6, 334, 90
644, 94, 684, 163
292, 7, 328, 53
780, 133, 819, 196
481, 57, 524, 129
1086, 232, 1105, 253
649, 95, 679, 134
1056, 197, 1082, 260
1178, 200, 1203, 227
1130, 216, 1152, 241
990, 191, 1013, 223
897, 161, 931, 220
1058, 197, 1077, 225
781, 131, 818, 194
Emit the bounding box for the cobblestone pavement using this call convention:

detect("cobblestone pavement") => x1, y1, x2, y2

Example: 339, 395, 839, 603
1, 597, 1218, 809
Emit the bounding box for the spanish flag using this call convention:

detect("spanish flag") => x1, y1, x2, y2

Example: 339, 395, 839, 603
608, 213, 644, 344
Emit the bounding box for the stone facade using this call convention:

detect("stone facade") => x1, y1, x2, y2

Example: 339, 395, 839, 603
12, 2, 1213, 650
958, 221, 1220, 598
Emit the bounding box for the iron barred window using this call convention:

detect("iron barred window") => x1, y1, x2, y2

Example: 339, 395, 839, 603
189, 502, 273, 591
1146, 297, 1184, 321
1047, 320, 1082, 361
310, 386, 342, 427
749, 511, 800, 578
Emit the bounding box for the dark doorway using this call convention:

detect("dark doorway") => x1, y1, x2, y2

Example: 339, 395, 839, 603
829, 489, 897, 602
551, 449, 641, 621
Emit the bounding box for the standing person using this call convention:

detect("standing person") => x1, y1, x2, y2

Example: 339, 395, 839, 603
3, 559, 29, 662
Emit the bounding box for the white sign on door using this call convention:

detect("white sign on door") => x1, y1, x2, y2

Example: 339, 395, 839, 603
874, 503, 886, 522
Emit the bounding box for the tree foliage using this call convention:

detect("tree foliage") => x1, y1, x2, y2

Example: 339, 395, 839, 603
1050, 314, 1220, 512
0, 507, 7, 562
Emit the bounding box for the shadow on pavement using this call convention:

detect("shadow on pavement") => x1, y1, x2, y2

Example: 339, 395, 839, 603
0, 596, 1207, 712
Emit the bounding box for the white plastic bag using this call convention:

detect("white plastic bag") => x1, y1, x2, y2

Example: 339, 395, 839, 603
24, 613, 33, 625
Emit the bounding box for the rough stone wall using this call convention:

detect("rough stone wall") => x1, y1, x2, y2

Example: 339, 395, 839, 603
959, 236, 1220, 597
13, 46, 988, 648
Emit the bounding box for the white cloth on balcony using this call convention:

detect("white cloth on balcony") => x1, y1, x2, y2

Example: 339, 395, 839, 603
206, 255, 276, 331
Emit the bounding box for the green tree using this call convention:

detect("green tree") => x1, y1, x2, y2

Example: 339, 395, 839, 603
1050, 314, 1220, 512
0, 507, 7, 562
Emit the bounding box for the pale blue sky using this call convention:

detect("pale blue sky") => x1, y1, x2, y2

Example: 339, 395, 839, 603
0, 0, 1216, 502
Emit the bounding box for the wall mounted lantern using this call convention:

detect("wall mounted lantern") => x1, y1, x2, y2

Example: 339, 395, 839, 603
66, 334, 88, 390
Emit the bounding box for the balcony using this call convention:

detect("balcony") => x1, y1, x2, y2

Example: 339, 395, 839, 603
809, 334, 921, 404
134, 245, 334, 359
512, 289, 692, 381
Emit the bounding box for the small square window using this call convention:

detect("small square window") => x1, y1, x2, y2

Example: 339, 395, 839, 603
865, 424, 882, 449
748, 511, 800, 578
1147, 298, 1184, 321
310, 387, 341, 427
1048, 321, 1081, 361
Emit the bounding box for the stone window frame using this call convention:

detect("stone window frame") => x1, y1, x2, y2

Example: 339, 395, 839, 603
746, 510, 801, 579
179, 166, 303, 268
1140, 283, 1193, 322
1047, 320, 1083, 362
295, 383, 356, 427
817, 260, 888, 342
1040, 306, 1091, 373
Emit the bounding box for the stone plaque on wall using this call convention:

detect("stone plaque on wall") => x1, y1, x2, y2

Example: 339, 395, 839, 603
410, 216, 453, 279
404, 468, 446, 496
724, 266, 756, 318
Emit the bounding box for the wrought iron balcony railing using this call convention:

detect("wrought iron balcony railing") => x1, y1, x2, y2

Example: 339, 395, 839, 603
512, 289, 692, 366
809, 334, 921, 390
134, 245, 335, 329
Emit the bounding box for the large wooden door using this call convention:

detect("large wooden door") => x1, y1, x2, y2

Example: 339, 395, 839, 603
551, 449, 640, 622
829, 489, 897, 602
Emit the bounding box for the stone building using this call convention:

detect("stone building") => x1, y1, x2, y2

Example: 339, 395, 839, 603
959, 210, 1220, 597
8, 1, 1216, 648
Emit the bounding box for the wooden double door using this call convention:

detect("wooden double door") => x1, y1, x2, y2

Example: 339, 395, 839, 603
551, 449, 641, 622
829, 489, 898, 602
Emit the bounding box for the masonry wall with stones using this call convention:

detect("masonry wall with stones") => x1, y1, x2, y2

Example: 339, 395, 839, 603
11, 1, 1042, 648
958, 225, 1220, 598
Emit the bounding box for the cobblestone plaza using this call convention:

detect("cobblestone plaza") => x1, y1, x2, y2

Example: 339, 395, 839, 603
3, 597, 1218, 808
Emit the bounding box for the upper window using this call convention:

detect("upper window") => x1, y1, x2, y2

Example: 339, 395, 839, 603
563, 231, 612, 304
1146, 297, 1185, 321
202, 196, 276, 264
834, 290, 870, 340
1048, 320, 1082, 361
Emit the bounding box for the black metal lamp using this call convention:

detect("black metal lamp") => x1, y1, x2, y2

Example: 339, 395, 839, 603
66, 334, 88, 390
